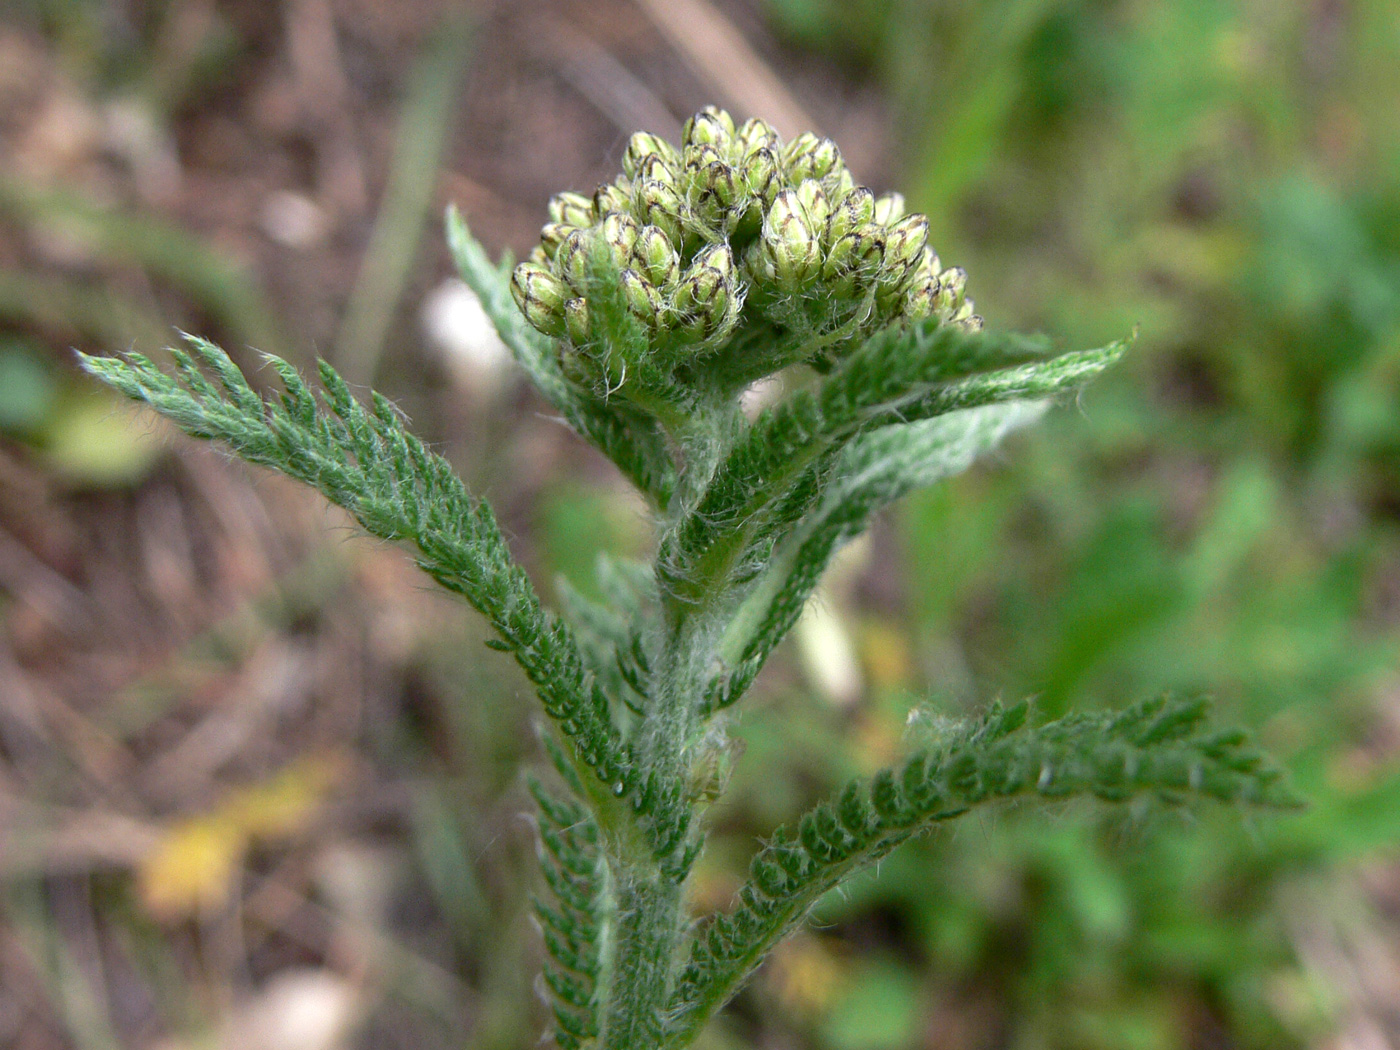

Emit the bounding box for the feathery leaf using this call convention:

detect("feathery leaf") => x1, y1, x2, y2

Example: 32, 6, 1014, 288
664, 695, 1298, 1045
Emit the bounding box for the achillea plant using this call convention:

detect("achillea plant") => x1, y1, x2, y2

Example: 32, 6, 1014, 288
81, 107, 1296, 1050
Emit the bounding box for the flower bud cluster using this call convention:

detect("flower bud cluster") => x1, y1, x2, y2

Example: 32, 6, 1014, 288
511, 106, 981, 399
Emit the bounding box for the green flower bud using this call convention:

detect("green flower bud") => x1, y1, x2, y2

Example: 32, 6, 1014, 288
694, 161, 744, 224
872, 191, 905, 226
632, 224, 680, 288
693, 291, 740, 341
828, 187, 875, 243
908, 265, 978, 329
795, 180, 831, 241
821, 224, 885, 280
511, 261, 568, 337
556, 228, 591, 291
736, 117, 780, 157
674, 242, 734, 315
594, 180, 632, 217
600, 212, 642, 263
882, 213, 929, 276
539, 221, 579, 256
675, 243, 738, 341
742, 147, 781, 207
760, 189, 821, 290
784, 133, 841, 183
709, 162, 744, 208
823, 165, 856, 198
635, 178, 686, 245
564, 296, 591, 344
632, 153, 677, 187
683, 106, 735, 151
682, 142, 725, 178
621, 132, 679, 179
741, 237, 776, 285
949, 298, 976, 324
905, 275, 940, 320
619, 268, 661, 323
527, 244, 549, 265
937, 265, 967, 303
548, 191, 595, 228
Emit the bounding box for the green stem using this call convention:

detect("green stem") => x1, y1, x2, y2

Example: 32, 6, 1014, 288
598, 612, 717, 1047
598, 864, 685, 1049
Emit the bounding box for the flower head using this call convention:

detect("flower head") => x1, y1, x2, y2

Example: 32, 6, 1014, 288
512, 106, 981, 405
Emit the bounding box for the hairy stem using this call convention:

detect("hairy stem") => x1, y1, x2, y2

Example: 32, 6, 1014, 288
599, 864, 685, 1049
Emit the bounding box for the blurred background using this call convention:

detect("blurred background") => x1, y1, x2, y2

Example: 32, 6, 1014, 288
1, 1, 1399, 1048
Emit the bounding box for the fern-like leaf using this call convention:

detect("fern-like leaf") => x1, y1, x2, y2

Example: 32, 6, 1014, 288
78, 339, 643, 825
529, 779, 613, 1050
663, 695, 1298, 1046
708, 401, 1047, 710
658, 324, 1125, 616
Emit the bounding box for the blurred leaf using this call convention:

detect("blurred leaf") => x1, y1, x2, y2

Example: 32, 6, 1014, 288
818, 960, 920, 1050
138, 755, 344, 920
138, 815, 247, 920
38, 388, 164, 487
0, 337, 58, 434
336, 16, 475, 384
0, 177, 286, 356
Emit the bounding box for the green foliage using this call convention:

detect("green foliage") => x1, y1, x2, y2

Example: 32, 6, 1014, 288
753, 1, 1400, 1046
666, 695, 1294, 1047
76, 338, 637, 832
80, 105, 1297, 1050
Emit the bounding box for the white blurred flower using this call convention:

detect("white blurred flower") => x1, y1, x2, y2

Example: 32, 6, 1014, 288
421, 278, 513, 404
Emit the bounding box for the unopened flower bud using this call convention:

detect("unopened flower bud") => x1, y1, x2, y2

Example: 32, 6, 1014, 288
694, 161, 743, 223
619, 268, 661, 323
632, 153, 676, 187
872, 192, 905, 226
675, 243, 738, 340
674, 242, 734, 314
594, 180, 632, 217
682, 142, 725, 178
760, 189, 821, 290
742, 147, 781, 206
823, 166, 856, 198
683, 106, 735, 151
539, 221, 579, 256
712, 162, 746, 207
882, 213, 929, 274
821, 225, 885, 280
784, 133, 841, 183
564, 296, 591, 344
736, 117, 780, 157
908, 265, 976, 328
795, 180, 831, 240
556, 228, 591, 291
937, 266, 967, 303
548, 191, 595, 228
511, 261, 569, 337
632, 225, 680, 288
828, 187, 875, 243
600, 212, 642, 263
904, 274, 939, 319
621, 132, 680, 179
635, 179, 685, 245
527, 244, 549, 265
